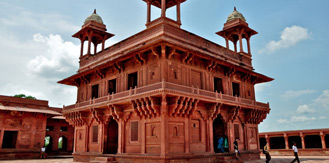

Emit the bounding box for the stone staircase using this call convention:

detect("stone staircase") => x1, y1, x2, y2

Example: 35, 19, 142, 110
90, 156, 117, 163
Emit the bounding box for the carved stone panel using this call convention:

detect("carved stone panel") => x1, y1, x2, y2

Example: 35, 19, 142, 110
191, 70, 202, 89
148, 63, 160, 84
168, 122, 184, 153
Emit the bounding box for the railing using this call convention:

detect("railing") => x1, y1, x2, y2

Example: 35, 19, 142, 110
63, 81, 269, 111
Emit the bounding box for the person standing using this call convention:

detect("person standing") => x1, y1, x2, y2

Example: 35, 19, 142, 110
40, 145, 46, 159
291, 142, 300, 163
233, 138, 240, 159
264, 142, 271, 163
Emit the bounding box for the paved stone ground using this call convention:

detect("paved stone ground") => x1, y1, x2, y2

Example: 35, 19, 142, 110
0, 156, 328, 163
245, 156, 329, 163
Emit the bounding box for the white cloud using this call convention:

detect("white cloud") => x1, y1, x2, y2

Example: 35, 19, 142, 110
259, 25, 311, 54
0, 4, 79, 34
319, 116, 327, 120
28, 33, 79, 79
296, 104, 315, 113
255, 83, 271, 93
291, 115, 316, 122
281, 89, 316, 99
277, 119, 290, 124
314, 90, 329, 108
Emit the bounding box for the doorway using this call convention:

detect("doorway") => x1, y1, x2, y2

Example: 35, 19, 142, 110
58, 136, 67, 151
107, 119, 118, 154
213, 115, 227, 153
45, 136, 53, 152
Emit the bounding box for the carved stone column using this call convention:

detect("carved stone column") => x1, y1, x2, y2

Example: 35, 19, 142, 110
300, 132, 305, 149
284, 133, 289, 149
160, 95, 168, 156
320, 131, 326, 149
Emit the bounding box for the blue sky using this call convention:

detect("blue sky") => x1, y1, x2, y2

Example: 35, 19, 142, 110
0, 0, 328, 132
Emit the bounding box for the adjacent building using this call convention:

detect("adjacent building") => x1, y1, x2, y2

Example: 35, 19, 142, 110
260, 128, 329, 156
59, 1, 273, 162
0, 95, 68, 159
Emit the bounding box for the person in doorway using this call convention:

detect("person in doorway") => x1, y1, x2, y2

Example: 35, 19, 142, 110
233, 138, 240, 159
291, 142, 300, 163
217, 136, 225, 153
264, 142, 271, 163
224, 135, 228, 152
40, 145, 46, 159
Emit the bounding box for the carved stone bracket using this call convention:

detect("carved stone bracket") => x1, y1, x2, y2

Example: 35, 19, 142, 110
169, 96, 199, 118
224, 67, 235, 77
207, 60, 217, 71
114, 61, 123, 73
183, 52, 193, 64
95, 69, 106, 79
64, 111, 90, 127
81, 75, 90, 84
104, 105, 123, 123
244, 109, 268, 124
151, 46, 161, 59
208, 103, 222, 120
134, 53, 146, 65
131, 97, 160, 119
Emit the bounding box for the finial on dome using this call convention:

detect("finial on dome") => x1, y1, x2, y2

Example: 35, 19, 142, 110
234, 6, 236, 11
94, 9, 96, 14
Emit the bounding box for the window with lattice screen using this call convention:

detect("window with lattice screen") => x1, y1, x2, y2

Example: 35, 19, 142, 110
130, 122, 139, 141
92, 126, 98, 143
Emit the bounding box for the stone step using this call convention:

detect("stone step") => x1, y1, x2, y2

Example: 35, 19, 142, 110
217, 160, 243, 163
90, 157, 117, 163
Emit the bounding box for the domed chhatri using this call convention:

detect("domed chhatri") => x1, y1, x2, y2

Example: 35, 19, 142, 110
226, 7, 246, 23
84, 9, 104, 24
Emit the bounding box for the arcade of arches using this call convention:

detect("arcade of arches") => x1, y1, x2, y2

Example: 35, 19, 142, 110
259, 128, 329, 156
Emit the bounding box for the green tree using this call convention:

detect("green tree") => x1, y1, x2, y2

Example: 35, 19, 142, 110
13, 94, 36, 100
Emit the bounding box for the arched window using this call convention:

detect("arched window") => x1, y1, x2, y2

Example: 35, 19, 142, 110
58, 136, 67, 150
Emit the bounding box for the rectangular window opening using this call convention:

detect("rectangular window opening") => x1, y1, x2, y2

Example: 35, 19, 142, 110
60, 127, 68, 132
214, 77, 224, 93
131, 122, 139, 141
92, 126, 98, 143
232, 82, 240, 97
46, 126, 54, 131
108, 79, 117, 94
92, 84, 99, 99
128, 72, 138, 90
2, 131, 18, 149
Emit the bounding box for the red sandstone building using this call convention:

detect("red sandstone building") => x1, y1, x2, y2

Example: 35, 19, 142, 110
259, 128, 329, 156
0, 95, 73, 159
59, 1, 273, 162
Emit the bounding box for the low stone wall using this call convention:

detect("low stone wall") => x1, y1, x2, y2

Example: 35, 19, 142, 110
0, 151, 40, 160
261, 149, 329, 156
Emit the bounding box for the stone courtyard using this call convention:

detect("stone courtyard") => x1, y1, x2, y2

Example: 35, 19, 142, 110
0, 156, 329, 163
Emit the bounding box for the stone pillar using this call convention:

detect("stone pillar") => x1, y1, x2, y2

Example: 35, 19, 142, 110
284, 133, 289, 149
320, 131, 326, 149
300, 132, 305, 149
238, 33, 243, 53
80, 39, 84, 57
161, 0, 166, 18
234, 41, 237, 52
247, 37, 251, 54
94, 43, 98, 55
208, 119, 214, 153
85, 125, 89, 152
117, 120, 125, 153
147, 2, 151, 23
225, 38, 229, 49
102, 38, 105, 51
185, 117, 190, 153
177, 1, 181, 24
87, 32, 92, 55
141, 119, 146, 153
265, 134, 270, 150
160, 95, 168, 156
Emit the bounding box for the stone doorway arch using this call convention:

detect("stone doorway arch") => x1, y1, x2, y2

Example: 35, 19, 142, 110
106, 118, 118, 154
213, 114, 228, 153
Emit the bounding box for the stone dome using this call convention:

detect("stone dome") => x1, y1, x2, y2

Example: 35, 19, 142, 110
226, 7, 246, 23
84, 9, 104, 24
